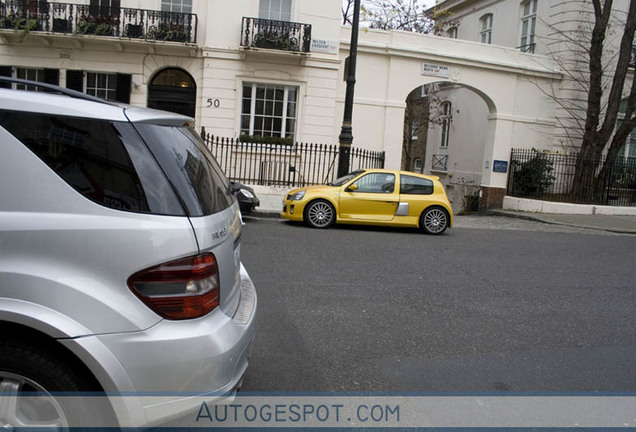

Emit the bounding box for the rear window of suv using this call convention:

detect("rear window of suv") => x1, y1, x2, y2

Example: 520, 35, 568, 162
0, 110, 185, 215
133, 124, 233, 217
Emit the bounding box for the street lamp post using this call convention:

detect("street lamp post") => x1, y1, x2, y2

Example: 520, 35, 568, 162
338, 0, 361, 178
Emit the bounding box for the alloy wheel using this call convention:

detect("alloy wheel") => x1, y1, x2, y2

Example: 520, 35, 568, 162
423, 208, 448, 234
0, 372, 68, 430
307, 201, 334, 228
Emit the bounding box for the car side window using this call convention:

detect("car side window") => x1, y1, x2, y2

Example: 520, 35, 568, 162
400, 175, 434, 195
0, 110, 185, 215
351, 173, 395, 193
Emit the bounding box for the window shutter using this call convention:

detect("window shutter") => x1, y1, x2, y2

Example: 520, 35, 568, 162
43, 68, 60, 85
66, 70, 84, 92
115, 73, 131, 104
0, 66, 12, 88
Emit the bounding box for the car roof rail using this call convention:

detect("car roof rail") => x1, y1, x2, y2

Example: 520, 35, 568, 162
0, 76, 119, 106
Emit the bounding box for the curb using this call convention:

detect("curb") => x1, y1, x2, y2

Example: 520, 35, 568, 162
246, 209, 281, 219
487, 210, 636, 235
246, 208, 636, 234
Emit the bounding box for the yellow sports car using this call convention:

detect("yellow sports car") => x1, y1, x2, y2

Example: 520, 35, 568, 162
281, 169, 453, 234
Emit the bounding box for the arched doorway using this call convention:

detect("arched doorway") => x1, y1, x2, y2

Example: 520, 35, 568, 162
147, 68, 196, 118
402, 82, 493, 213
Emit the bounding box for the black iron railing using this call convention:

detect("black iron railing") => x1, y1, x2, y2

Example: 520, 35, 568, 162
517, 43, 536, 53
432, 154, 448, 171
240, 17, 311, 53
0, 0, 197, 43
200, 132, 385, 187
508, 148, 636, 206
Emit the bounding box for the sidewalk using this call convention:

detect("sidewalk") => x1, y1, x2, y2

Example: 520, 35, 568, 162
488, 210, 636, 234
248, 186, 636, 234
250, 185, 286, 216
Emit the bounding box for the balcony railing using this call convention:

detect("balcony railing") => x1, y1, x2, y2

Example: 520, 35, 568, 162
517, 43, 536, 54
0, 1, 197, 43
432, 154, 448, 171
240, 17, 311, 53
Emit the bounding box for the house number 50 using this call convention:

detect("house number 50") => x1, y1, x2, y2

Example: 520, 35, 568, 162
207, 98, 220, 108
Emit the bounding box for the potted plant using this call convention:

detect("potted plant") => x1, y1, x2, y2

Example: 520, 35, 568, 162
0, 15, 15, 29
52, 18, 69, 33
76, 15, 115, 36
157, 22, 187, 42
253, 29, 298, 51
125, 23, 143, 38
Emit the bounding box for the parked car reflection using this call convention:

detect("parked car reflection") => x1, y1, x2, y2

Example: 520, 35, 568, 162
231, 181, 260, 214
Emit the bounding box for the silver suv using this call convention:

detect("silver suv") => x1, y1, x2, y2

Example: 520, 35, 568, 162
0, 78, 257, 427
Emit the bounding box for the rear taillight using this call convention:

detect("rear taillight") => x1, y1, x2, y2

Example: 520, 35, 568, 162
128, 253, 220, 320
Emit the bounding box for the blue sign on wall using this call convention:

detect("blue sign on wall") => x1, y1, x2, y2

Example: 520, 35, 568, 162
493, 160, 508, 173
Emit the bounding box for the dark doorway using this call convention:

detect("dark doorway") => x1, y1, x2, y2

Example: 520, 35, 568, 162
147, 68, 196, 118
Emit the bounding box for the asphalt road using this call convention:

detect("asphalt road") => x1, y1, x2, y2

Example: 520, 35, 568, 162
239, 215, 636, 393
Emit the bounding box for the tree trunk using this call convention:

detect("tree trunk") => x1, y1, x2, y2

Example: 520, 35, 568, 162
571, 0, 636, 203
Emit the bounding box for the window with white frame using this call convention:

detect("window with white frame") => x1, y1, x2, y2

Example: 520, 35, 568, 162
13, 67, 45, 91
86, 72, 117, 100
89, 0, 120, 14
259, 0, 292, 21
620, 129, 636, 159
411, 117, 420, 140
413, 158, 423, 173
161, 0, 192, 13
241, 83, 298, 140
480, 14, 493, 44
618, 99, 636, 160
520, 0, 537, 53
440, 101, 452, 148
447, 26, 458, 39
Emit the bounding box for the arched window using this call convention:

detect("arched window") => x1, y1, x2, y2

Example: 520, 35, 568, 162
480, 14, 493, 44
147, 68, 197, 118
440, 101, 452, 148
150, 68, 195, 88
520, 0, 537, 53
447, 26, 458, 39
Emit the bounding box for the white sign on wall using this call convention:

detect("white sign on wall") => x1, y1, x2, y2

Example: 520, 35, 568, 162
311, 39, 339, 55
421, 63, 450, 78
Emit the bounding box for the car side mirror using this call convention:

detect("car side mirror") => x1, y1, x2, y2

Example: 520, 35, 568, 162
345, 184, 358, 192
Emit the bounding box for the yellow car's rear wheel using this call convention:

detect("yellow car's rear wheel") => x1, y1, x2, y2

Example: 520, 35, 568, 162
304, 199, 335, 229
420, 207, 449, 235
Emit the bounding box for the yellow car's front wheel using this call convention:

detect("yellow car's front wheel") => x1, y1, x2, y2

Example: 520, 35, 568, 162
304, 200, 335, 229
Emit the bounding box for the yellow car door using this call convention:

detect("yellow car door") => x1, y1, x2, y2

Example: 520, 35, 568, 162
338, 172, 398, 221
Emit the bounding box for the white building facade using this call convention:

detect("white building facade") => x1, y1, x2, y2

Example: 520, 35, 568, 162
1, 0, 343, 144
2, 0, 602, 210
427, 0, 635, 209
